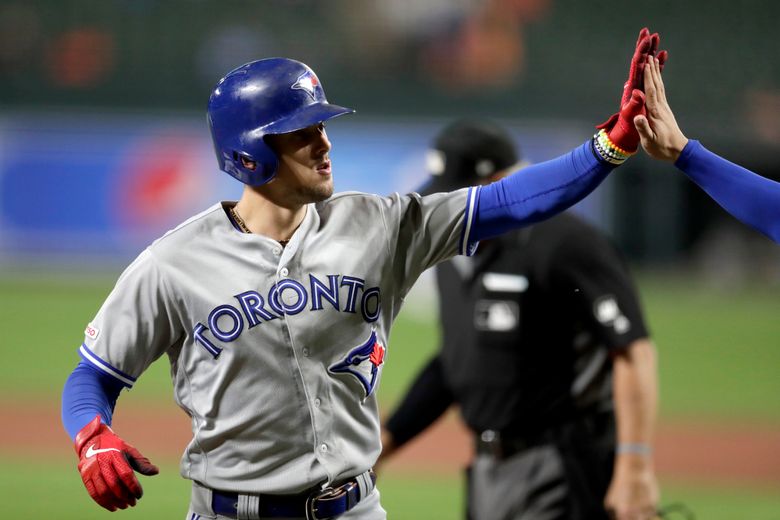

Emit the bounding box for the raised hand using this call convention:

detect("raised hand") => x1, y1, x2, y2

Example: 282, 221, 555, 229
594, 28, 667, 164
634, 55, 689, 162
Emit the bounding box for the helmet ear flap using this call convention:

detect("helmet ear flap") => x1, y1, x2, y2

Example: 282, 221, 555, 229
222, 145, 279, 186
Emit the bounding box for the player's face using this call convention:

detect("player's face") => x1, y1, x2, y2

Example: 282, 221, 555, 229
265, 123, 333, 205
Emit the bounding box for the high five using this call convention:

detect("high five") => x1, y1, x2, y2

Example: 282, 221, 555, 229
636, 55, 780, 243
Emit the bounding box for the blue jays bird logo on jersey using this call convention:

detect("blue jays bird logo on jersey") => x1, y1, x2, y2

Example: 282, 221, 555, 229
292, 70, 320, 100
329, 330, 385, 398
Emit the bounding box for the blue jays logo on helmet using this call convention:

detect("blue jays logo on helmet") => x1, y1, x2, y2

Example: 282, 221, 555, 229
207, 57, 354, 186
329, 330, 386, 399
292, 70, 320, 100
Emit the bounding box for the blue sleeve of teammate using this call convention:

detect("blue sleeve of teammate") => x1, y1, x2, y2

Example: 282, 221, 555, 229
61, 361, 123, 441
675, 140, 780, 243
472, 140, 614, 241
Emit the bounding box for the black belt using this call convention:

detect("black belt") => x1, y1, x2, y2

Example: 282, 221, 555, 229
475, 429, 552, 460
211, 470, 376, 519
476, 413, 613, 460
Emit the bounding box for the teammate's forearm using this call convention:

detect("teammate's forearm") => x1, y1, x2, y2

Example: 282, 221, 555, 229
472, 141, 614, 241
676, 140, 780, 243
612, 339, 657, 465
61, 361, 123, 440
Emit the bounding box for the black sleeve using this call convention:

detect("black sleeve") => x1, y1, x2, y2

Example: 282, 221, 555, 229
384, 355, 455, 448
550, 224, 649, 351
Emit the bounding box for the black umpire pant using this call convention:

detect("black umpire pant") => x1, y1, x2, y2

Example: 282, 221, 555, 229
466, 412, 615, 520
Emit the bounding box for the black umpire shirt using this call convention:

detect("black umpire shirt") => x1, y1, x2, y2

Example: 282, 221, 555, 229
386, 212, 649, 444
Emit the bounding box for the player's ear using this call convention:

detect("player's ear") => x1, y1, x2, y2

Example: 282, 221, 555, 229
240, 156, 258, 171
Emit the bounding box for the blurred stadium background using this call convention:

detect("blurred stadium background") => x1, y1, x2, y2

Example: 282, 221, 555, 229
1, 0, 778, 518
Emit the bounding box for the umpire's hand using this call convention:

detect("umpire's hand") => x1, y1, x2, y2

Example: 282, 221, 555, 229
604, 455, 659, 520
74, 415, 159, 511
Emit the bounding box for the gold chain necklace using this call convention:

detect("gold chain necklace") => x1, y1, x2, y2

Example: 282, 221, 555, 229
230, 205, 290, 247
229, 205, 251, 233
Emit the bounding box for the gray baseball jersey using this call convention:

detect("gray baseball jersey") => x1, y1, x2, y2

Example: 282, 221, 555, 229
78, 188, 478, 494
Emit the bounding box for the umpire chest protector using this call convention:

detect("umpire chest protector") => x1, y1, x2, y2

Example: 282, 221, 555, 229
436, 213, 647, 435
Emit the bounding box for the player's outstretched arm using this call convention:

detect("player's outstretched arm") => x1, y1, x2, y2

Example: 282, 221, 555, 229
62, 362, 158, 511
636, 56, 780, 243
471, 28, 666, 242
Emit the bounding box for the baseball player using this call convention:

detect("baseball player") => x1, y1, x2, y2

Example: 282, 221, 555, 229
378, 118, 658, 520
636, 55, 780, 242
60, 28, 665, 520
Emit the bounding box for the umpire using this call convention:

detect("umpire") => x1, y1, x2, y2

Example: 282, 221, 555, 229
379, 119, 659, 520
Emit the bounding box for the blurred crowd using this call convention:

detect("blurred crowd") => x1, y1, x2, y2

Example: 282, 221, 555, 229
1, 0, 779, 279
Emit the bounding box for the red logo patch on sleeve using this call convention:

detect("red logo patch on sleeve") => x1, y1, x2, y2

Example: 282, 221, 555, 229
369, 342, 385, 367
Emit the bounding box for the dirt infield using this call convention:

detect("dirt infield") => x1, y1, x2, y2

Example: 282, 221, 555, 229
8, 400, 780, 489
377, 411, 780, 489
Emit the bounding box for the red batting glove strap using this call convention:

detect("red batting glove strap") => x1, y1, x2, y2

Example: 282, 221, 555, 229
74, 415, 159, 511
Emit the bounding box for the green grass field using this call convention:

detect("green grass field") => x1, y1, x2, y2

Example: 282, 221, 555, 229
5, 272, 779, 418
1, 458, 779, 519
1, 272, 779, 518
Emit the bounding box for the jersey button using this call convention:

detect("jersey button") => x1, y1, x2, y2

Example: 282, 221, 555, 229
280, 267, 289, 277
272, 247, 282, 256
320, 443, 328, 452
302, 348, 310, 357
313, 398, 321, 407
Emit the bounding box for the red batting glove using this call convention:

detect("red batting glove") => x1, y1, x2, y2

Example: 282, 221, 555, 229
602, 88, 647, 155
74, 415, 159, 511
596, 28, 666, 154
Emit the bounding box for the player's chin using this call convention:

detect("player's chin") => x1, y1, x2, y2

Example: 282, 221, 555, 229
318, 172, 334, 194
316, 182, 334, 201
301, 180, 333, 203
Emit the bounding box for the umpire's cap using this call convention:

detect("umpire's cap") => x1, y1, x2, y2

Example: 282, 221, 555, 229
418, 119, 520, 196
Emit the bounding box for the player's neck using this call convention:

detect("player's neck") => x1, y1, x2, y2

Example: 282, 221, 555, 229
235, 188, 307, 243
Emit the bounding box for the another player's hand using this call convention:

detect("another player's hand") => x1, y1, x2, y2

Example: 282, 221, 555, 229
604, 455, 659, 520
634, 55, 689, 163
596, 28, 667, 155
74, 415, 159, 511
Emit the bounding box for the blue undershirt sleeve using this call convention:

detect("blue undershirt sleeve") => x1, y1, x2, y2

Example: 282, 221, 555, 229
472, 140, 614, 242
675, 140, 780, 243
61, 360, 124, 441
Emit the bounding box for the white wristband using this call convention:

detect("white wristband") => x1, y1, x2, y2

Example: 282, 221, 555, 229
616, 443, 653, 456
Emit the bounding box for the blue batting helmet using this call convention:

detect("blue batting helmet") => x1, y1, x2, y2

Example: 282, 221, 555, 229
207, 58, 355, 186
